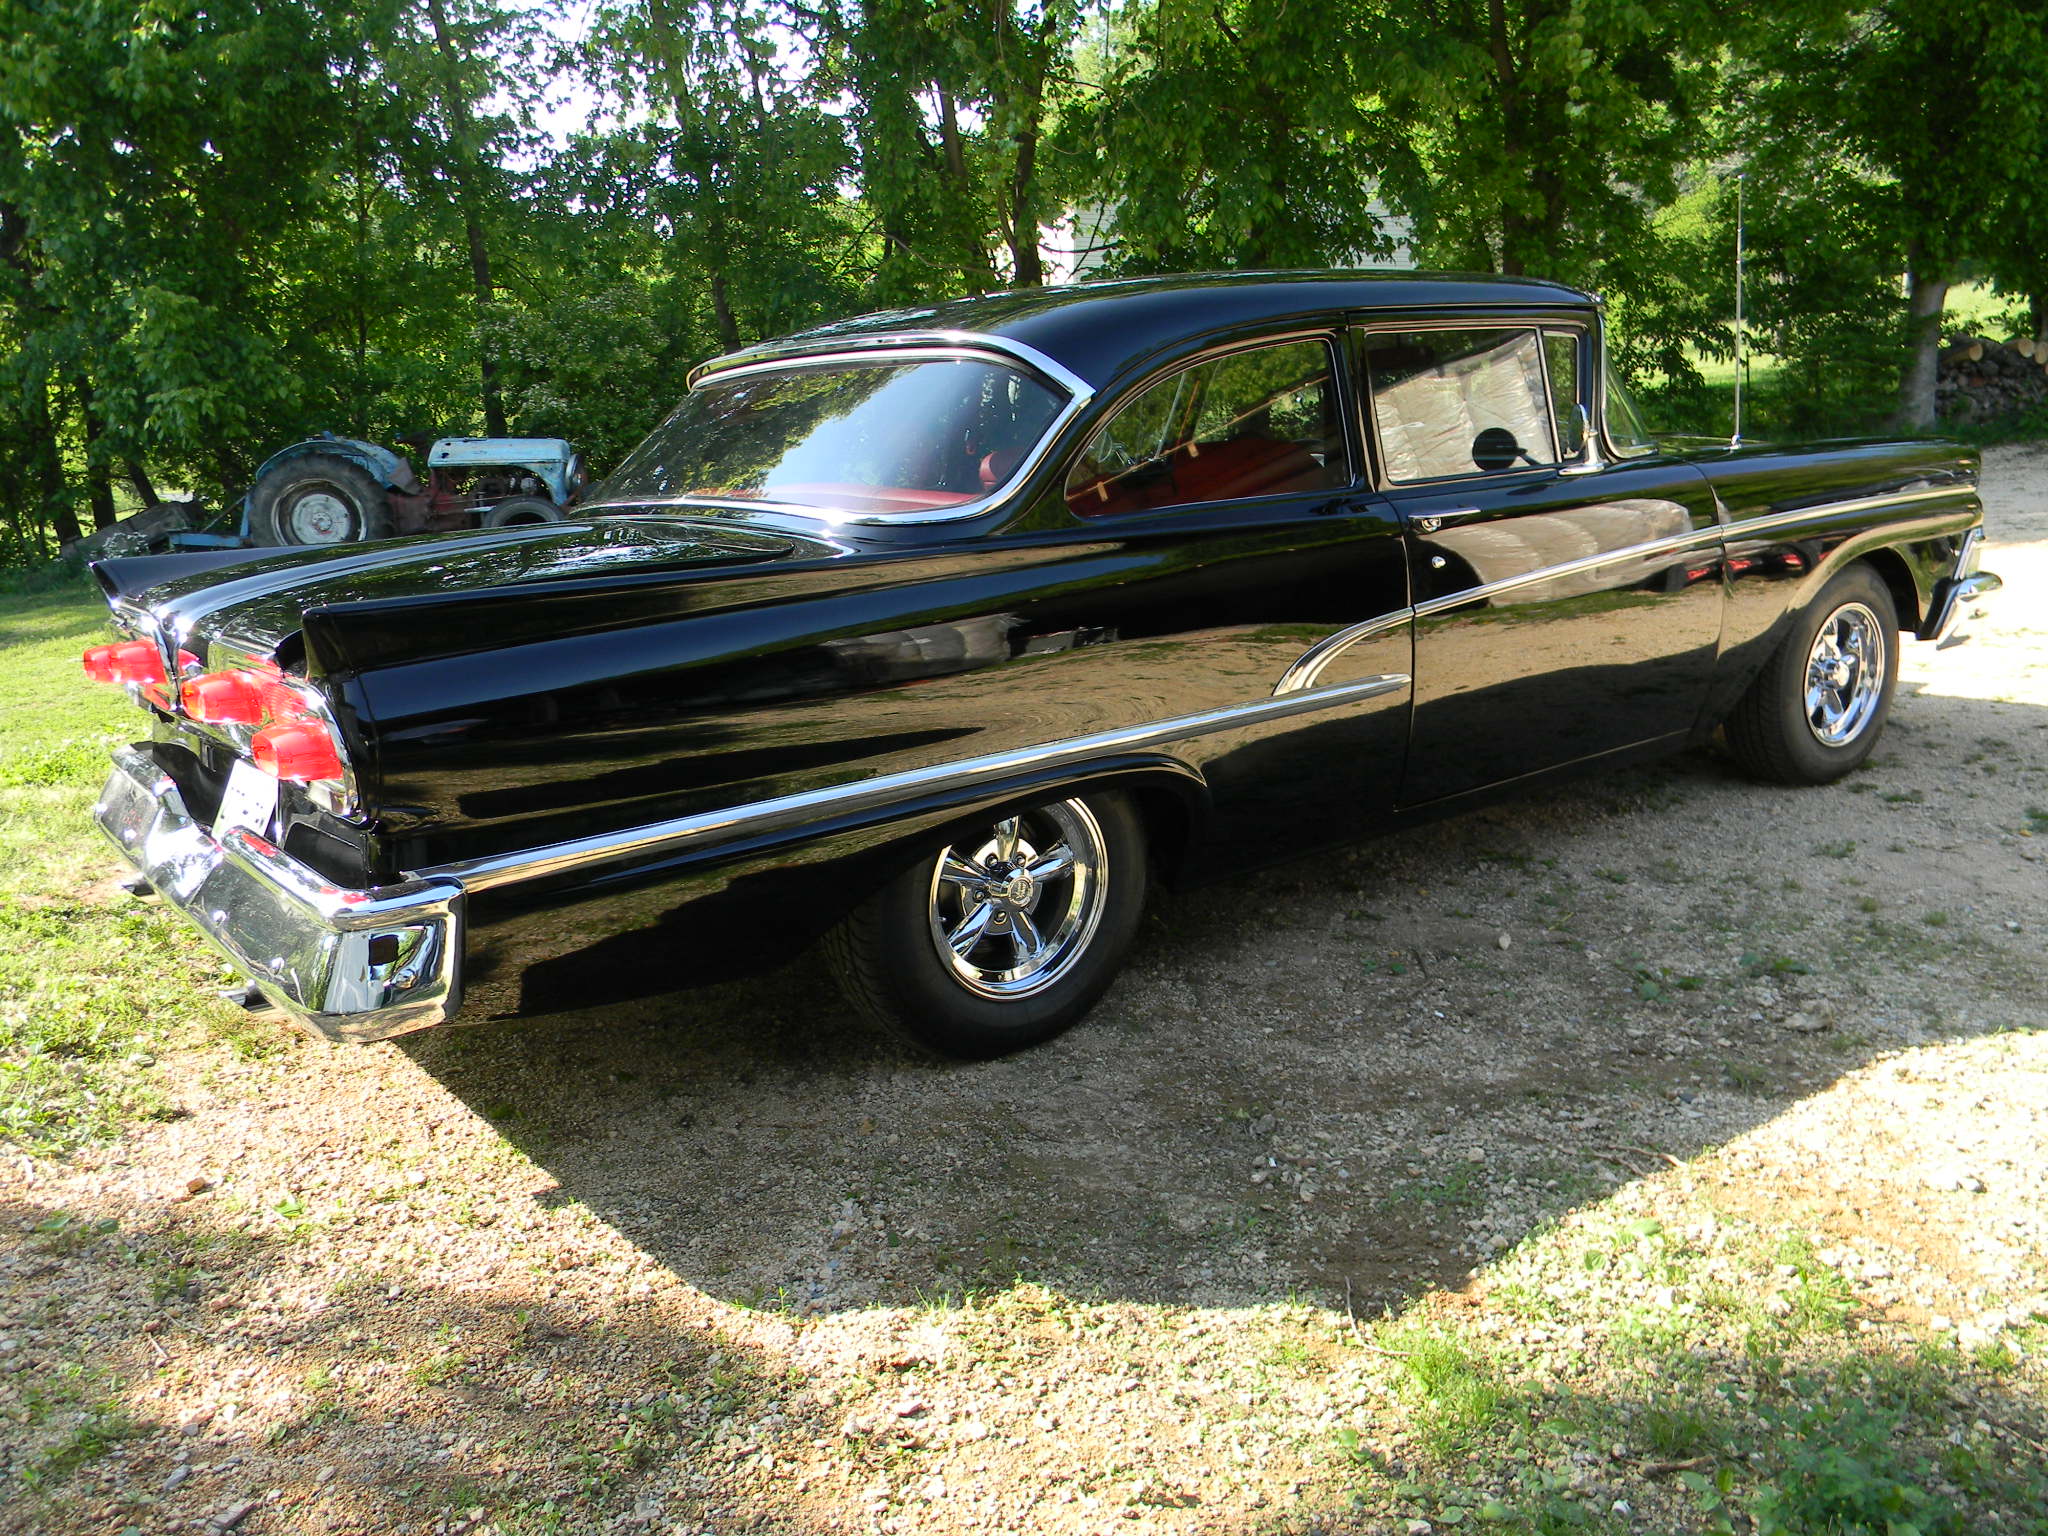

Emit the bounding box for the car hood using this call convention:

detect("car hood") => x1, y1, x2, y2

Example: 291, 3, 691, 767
94, 517, 823, 665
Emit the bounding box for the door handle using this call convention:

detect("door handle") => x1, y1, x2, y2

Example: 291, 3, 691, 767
1412, 507, 1484, 534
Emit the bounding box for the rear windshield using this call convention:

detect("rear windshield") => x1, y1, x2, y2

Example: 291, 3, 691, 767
587, 355, 1067, 517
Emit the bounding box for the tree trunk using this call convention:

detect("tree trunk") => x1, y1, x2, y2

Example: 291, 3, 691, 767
422, 0, 506, 436
27, 378, 80, 548
1895, 264, 1949, 432
1002, 95, 1044, 286
1487, 0, 1527, 275
709, 272, 742, 352
124, 461, 160, 506
77, 379, 117, 528
936, 87, 969, 184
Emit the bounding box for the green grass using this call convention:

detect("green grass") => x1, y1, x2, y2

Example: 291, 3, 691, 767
0, 574, 251, 1152
1340, 1199, 2048, 1536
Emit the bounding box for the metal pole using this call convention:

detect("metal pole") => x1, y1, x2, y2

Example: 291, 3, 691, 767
1732, 174, 1745, 448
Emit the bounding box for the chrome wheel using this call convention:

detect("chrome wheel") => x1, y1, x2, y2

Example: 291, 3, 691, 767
283, 486, 357, 544
1803, 600, 1886, 746
926, 800, 1108, 999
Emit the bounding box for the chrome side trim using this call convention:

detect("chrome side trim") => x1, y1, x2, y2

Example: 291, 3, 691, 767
1276, 482, 1979, 692
1274, 611, 1412, 695
600, 336, 1094, 529
419, 674, 1410, 894
1720, 485, 1967, 543
95, 747, 464, 1044
145, 522, 573, 661
1412, 523, 1725, 620
691, 331, 1098, 404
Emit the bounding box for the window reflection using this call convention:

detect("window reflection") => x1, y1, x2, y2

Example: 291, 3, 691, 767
1366, 329, 1560, 482
1065, 340, 1345, 518
591, 358, 1066, 517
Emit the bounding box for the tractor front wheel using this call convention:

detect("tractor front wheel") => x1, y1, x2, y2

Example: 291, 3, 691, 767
482, 496, 567, 528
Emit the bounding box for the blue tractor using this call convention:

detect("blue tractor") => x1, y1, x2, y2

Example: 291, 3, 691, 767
230, 432, 587, 547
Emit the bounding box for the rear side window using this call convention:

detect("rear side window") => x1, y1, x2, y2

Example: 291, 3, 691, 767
1364, 328, 1560, 483
1066, 340, 1346, 518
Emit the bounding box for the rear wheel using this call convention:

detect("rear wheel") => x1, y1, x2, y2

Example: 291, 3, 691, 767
250, 453, 394, 546
1724, 563, 1899, 784
824, 792, 1147, 1058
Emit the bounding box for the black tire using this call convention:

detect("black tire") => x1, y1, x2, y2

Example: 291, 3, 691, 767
250, 452, 394, 546
1724, 562, 1900, 785
824, 792, 1148, 1059
482, 495, 567, 528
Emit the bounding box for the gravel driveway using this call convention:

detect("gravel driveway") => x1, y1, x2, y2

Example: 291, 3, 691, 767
4, 446, 2044, 1535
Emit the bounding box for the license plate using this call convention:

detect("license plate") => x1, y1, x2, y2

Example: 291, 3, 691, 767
215, 758, 277, 842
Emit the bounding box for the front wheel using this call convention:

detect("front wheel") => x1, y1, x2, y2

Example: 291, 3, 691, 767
482, 495, 567, 528
1724, 563, 1900, 784
824, 792, 1148, 1058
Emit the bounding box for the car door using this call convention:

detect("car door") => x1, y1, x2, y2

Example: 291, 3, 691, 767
1044, 331, 1414, 858
1355, 320, 1724, 806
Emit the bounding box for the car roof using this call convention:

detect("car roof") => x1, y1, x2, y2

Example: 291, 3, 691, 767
699, 270, 1596, 393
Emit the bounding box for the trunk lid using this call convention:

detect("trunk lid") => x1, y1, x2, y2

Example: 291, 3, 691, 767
93, 516, 816, 667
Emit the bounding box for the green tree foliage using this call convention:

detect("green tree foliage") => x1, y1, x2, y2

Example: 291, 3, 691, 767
1732, 1, 2048, 428
1070, 0, 1418, 270
0, 0, 370, 541
1, 0, 2043, 565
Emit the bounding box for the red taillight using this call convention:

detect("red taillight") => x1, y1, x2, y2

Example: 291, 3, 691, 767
181, 670, 267, 725
82, 644, 119, 682
106, 640, 165, 684
254, 675, 313, 723
251, 720, 344, 782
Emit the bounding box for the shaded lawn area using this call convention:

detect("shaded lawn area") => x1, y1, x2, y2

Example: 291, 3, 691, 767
0, 568, 260, 1153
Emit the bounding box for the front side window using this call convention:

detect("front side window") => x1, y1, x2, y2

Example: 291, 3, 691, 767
1544, 331, 1583, 457
588, 356, 1066, 517
1364, 328, 1560, 483
1605, 372, 1659, 457
1065, 339, 1346, 518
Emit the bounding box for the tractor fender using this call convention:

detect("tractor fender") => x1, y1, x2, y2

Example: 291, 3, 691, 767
238, 434, 417, 535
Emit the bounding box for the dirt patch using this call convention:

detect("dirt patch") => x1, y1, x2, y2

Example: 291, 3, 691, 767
2, 446, 2044, 1533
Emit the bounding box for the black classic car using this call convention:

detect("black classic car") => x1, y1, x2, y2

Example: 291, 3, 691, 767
87, 273, 2001, 1057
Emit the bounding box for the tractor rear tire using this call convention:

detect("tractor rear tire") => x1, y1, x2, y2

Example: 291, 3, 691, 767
250, 453, 395, 547
482, 496, 567, 528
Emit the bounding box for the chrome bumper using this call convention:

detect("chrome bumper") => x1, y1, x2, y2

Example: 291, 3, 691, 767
94, 747, 464, 1043
1921, 528, 2002, 647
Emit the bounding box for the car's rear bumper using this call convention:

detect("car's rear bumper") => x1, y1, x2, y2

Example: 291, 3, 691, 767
94, 746, 464, 1043
1920, 527, 2002, 647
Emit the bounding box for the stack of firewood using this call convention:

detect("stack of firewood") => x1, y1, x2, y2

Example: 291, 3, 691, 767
1936, 334, 2048, 421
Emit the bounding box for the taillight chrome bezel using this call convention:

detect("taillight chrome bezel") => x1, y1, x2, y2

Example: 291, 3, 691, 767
89, 613, 364, 818
193, 644, 360, 814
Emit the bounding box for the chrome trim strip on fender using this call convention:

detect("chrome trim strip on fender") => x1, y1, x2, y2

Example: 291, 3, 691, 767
144, 522, 575, 660
1719, 485, 1968, 542
1274, 612, 1412, 695
1276, 483, 1974, 699
691, 331, 1099, 404
1411, 523, 1726, 621
420, 673, 1411, 894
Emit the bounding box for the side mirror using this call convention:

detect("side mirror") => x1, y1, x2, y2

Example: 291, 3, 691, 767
1561, 403, 1586, 456
1471, 426, 1523, 472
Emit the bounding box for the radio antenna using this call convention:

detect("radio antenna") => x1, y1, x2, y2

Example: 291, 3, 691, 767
1732, 173, 1746, 448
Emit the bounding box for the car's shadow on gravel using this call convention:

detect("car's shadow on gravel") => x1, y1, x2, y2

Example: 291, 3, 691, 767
399, 684, 2048, 1321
